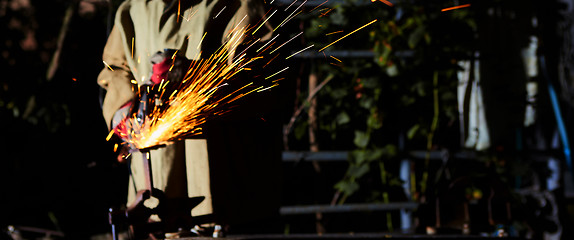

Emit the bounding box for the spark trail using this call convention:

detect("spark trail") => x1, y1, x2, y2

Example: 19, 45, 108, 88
318, 19, 378, 52
115, 26, 268, 149
441, 4, 471, 12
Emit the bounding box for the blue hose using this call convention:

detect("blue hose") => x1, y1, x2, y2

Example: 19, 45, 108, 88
540, 56, 573, 173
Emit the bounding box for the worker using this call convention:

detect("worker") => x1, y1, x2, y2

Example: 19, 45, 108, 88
97, 0, 283, 235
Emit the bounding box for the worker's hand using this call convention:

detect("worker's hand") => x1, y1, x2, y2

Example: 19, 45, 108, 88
148, 49, 192, 87
110, 50, 194, 152
116, 144, 131, 163
111, 101, 133, 139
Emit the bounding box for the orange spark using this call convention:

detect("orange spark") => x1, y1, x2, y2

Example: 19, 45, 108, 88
271, 78, 285, 83
319, 19, 378, 52
253, 8, 274, 33
310, 0, 329, 13
213, 6, 226, 19
197, 32, 207, 49
266, 67, 289, 80
286, 45, 314, 59
131, 37, 134, 59
106, 129, 115, 141
319, 8, 333, 18
270, 31, 302, 54
259, 42, 276, 54
275, 10, 303, 31
263, 53, 279, 68
228, 14, 247, 36
285, 0, 298, 11
177, 0, 181, 22
103, 61, 114, 71
257, 83, 279, 92
326, 30, 343, 36
253, 9, 277, 35
441, 4, 471, 12
371, 0, 393, 7
257, 34, 279, 52
279, 0, 306, 28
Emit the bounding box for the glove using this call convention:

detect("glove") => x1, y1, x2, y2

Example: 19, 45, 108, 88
148, 49, 192, 88
112, 49, 193, 148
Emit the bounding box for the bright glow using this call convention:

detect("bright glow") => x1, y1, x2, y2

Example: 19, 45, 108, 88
116, 26, 271, 149
441, 4, 471, 12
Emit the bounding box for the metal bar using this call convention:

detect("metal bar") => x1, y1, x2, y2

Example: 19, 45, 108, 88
280, 202, 419, 215
399, 159, 412, 232
282, 150, 472, 162
8, 226, 64, 237
283, 150, 560, 162
273, 0, 348, 7
176, 233, 496, 239
273, 0, 398, 7
142, 150, 154, 191
289, 50, 416, 59
282, 151, 348, 162
109, 208, 119, 240
293, 50, 374, 59
111, 224, 118, 240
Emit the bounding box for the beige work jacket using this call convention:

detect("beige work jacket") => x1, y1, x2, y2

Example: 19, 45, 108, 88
97, 0, 281, 225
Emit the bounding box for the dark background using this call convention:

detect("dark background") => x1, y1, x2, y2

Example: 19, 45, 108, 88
1, 1, 126, 238
3, 0, 574, 239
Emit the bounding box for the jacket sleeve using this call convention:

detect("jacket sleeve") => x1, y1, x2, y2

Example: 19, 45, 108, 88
97, 25, 136, 130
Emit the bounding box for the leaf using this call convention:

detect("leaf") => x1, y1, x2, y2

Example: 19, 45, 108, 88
367, 113, 382, 129
389, 177, 403, 186
412, 81, 426, 96
354, 130, 370, 148
400, 95, 415, 106
379, 45, 391, 66
373, 88, 382, 101
330, 88, 348, 99
424, 32, 431, 44
351, 149, 367, 164
403, 18, 415, 29
408, 25, 426, 49
336, 111, 351, 125
386, 64, 398, 77
347, 163, 370, 178
330, 8, 347, 25
359, 97, 374, 109
361, 77, 379, 89
407, 124, 420, 139
381, 144, 398, 158
294, 121, 308, 140
366, 148, 384, 162
334, 180, 360, 196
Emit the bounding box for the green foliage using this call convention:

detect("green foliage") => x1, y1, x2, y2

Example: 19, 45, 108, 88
291, 0, 476, 203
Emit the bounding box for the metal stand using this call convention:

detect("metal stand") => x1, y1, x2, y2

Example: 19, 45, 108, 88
142, 150, 154, 192
108, 148, 209, 240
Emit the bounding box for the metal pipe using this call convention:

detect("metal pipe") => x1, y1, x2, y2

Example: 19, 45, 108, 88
279, 202, 418, 215
142, 150, 154, 191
